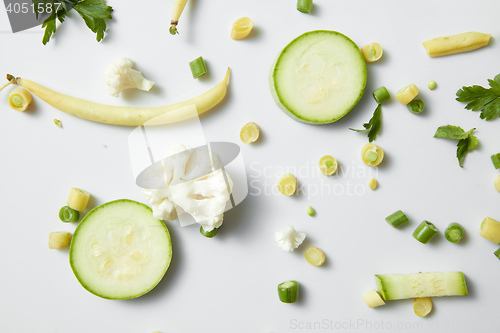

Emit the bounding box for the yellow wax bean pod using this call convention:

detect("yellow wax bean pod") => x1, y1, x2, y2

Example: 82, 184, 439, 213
67, 187, 91, 211
361, 143, 384, 167
8, 87, 32, 111
231, 17, 254, 40
396, 83, 419, 105
422, 32, 491, 58
277, 174, 297, 196
48, 232, 71, 249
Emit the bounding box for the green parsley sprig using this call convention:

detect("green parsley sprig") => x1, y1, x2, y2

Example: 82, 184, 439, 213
456, 73, 500, 121
350, 104, 382, 142
434, 125, 478, 167
33, 0, 113, 45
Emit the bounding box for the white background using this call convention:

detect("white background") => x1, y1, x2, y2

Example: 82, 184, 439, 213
1, 0, 500, 332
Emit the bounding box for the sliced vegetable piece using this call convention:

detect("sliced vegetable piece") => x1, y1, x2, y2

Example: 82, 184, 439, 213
275, 225, 306, 252
362, 289, 385, 308
372, 86, 390, 104
361, 143, 384, 167
385, 210, 409, 228
375, 272, 468, 300
319, 155, 338, 175
170, 0, 188, 35
70, 199, 172, 300
189, 57, 208, 79
53, 119, 62, 128
240, 122, 260, 143
422, 32, 491, 57
200, 226, 219, 238
491, 153, 500, 169
361, 42, 383, 62
231, 17, 254, 40
428, 80, 437, 90
305, 247, 325, 266
479, 217, 500, 244
494, 248, 500, 260
278, 280, 299, 303
49, 232, 72, 249
396, 83, 419, 105
67, 187, 91, 212
368, 178, 378, 190
444, 222, 464, 243
407, 99, 424, 114
306, 205, 315, 216
414, 297, 433, 317
269, 31, 366, 124
277, 174, 297, 196
495, 175, 500, 193
59, 206, 80, 223
413, 220, 438, 244
296, 0, 312, 13
8, 87, 32, 111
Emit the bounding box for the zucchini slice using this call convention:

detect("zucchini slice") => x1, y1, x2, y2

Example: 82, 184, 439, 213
70, 199, 172, 300
269, 30, 367, 124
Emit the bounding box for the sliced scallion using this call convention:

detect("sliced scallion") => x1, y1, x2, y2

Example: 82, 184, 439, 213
385, 210, 409, 228
444, 222, 464, 243
373, 86, 390, 104
413, 221, 438, 244
407, 99, 424, 114
278, 280, 299, 303
59, 206, 80, 223
189, 56, 208, 79
296, 0, 312, 13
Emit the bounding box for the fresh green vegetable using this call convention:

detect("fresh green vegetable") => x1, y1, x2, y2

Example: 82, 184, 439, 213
70, 199, 172, 300
413, 220, 438, 244
269, 31, 366, 124
278, 280, 299, 303
444, 223, 464, 243
104, 58, 155, 98
189, 57, 208, 79
494, 248, 500, 260
296, 0, 312, 13
362, 289, 385, 308
456, 74, 500, 121
49, 231, 72, 249
407, 99, 424, 114
414, 297, 433, 317
200, 226, 219, 238
59, 206, 80, 223
375, 272, 468, 300
428, 80, 437, 90
385, 210, 409, 228
306, 206, 315, 216
170, 0, 188, 35
34, 0, 113, 45
305, 247, 325, 266
495, 175, 500, 193
372, 86, 390, 104
479, 217, 500, 244
350, 104, 382, 142
433, 125, 478, 167
491, 153, 500, 169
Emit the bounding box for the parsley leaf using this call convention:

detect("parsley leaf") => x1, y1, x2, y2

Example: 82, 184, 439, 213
434, 125, 478, 167
350, 104, 382, 142
456, 73, 500, 121
33, 0, 113, 44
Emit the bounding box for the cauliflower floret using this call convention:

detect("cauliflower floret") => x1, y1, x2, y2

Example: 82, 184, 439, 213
104, 57, 155, 97
143, 188, 177, 221
275, 225, 306, 252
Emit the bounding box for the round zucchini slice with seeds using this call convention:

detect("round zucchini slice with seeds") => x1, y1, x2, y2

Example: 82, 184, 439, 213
69, 199, 172, 300
269, 30, 367, 124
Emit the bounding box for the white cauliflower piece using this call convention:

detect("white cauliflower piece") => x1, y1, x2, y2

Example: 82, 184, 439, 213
104, 57, 155, 97
143, 188, 177, 221
275, 225, 306, 252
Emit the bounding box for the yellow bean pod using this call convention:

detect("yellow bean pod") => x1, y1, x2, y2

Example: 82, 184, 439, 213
361, 42, 383, 62
368, 178, 378, 190
231, 17, 254, 40
48, 232, 72, 249
8, 87, 32, 111
422, 32, 491, 58
277, 174, 297, 196
494, 175, 500, 193
361, 143, 384, 167
240, 122, 260, 143
413, 297, 432, 317
319, 155, 338, 176
67, 187, 91, 211
396, 83, 419, 105
305, 247, 326, 266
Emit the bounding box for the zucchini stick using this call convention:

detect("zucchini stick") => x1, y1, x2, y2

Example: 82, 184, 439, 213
170, 0, 188, 35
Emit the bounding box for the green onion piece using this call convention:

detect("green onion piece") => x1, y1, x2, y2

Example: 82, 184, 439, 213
407, 99, 425, 114
372, 86, 390, 104
306, 205, 315, 217
59, 206, 80, 223
200, 226, 219, 238
494, 248, 500, 260
296, 0, 312, 13
385, 210, 409, 228
189, 57, 208, 79
491, 153, 500, 169
278, 280, 299, 303
428, 80, 437, 90
444, 222, 464, 243
413, 220, 438, 244
365, 150, 378, 163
